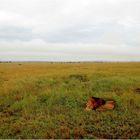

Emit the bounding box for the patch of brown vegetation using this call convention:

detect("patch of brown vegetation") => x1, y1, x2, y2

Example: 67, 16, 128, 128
42, 126, 70, 139
43, 130, 56, 139
134, 88, 140, 94
73, 127, 86, 139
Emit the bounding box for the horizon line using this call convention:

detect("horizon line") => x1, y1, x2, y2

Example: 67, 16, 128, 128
0, 60, 140, 63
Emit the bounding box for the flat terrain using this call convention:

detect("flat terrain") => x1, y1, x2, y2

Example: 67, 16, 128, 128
0, 62, 140, 139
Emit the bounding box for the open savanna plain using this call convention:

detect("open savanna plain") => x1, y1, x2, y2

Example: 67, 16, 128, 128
0, 62, 140, 139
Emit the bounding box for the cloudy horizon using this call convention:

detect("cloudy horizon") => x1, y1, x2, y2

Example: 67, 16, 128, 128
0, 0, 140, 62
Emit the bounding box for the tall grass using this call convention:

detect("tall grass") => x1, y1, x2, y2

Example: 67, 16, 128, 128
0, 62, 140, 138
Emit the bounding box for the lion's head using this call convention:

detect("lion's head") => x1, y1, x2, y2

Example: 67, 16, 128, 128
86, 97, 105, 111
86, 97, 97, 111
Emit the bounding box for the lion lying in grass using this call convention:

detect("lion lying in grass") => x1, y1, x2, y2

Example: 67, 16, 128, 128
86, 97, 115, 111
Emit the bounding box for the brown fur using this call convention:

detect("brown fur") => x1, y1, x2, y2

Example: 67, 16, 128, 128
86, 97, 115, 111
86, 97, 105, 110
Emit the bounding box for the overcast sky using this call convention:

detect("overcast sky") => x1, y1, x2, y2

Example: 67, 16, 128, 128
0, 0, 140, 61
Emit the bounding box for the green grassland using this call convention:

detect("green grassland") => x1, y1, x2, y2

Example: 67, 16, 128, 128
0, 62, 140, 139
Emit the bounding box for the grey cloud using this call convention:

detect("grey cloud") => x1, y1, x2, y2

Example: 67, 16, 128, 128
0, 41, 139, 62
0, 0, 140, 61
38, 22, 140, 47
0, 26, 33, 41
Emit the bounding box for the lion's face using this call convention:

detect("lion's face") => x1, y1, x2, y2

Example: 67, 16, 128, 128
86, 97, 97, 111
